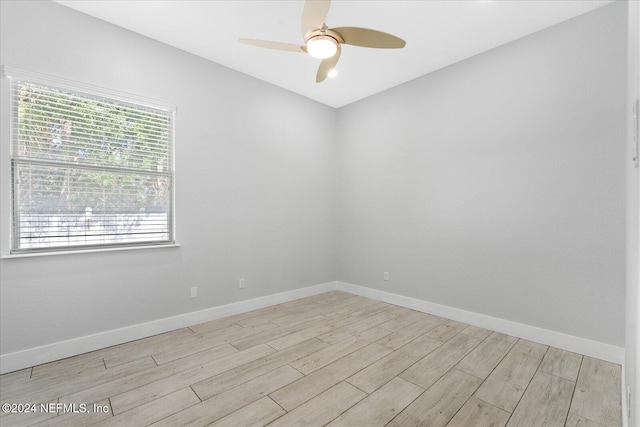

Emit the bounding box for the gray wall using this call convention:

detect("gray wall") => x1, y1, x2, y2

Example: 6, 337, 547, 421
336, 2, 627, 346
0, 0, 337, 355
626, 1, 639, 424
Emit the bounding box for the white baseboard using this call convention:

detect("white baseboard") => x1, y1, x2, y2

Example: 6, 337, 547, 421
336, 281, 625, 365
0, 281, 338, 374
1, 280, 625, 374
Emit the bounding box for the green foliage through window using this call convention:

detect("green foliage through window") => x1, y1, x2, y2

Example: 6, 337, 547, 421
10, 76, 174, 252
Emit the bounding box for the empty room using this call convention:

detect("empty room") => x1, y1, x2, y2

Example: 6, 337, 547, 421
1, 0, 639, 426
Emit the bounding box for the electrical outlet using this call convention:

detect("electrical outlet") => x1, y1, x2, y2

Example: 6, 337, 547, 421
384, 272, 389, 282
190, 286, 197, 298
239, 278, 245, 289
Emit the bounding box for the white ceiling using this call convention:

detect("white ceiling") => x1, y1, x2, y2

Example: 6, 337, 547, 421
54, 0, 614, 108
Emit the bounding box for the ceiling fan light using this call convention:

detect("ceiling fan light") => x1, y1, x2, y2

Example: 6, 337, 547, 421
306, 35, 338, 59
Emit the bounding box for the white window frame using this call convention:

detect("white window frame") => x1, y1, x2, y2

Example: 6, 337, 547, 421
2, 66, 176, 256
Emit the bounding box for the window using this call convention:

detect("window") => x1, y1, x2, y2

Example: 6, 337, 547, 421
7, 68, 175, 253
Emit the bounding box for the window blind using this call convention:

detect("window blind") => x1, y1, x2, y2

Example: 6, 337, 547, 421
8, 71, 175, 253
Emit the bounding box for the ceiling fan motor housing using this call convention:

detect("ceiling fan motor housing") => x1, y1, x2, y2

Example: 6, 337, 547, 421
304, 29, 344, 59
304, 28, 344, 45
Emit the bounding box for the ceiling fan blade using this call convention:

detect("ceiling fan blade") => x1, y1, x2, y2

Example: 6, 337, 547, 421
239, 38, 306, 53
330, 27, 406, 49
316, 45, 341, 83
301, 0, 331, 37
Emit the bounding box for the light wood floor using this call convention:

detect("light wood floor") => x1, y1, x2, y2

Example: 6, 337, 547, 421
0, 291, 622, 427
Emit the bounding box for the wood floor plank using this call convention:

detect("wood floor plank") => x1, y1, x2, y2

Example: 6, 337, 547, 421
425, 319, 469, 342
31, 356, 105, 381
0, 367, 31, 388
376, 310, 431, 332
317, 311, 399, 345
568, 357, 622, 427
149, 365, 303, 427
196, 305, 284, 331
235, 315, 284, 329
565, 413, 607, 427
289, 326, 392, 375
229, 314, 331, 351
308, 291, 357, 305
446, 396, 510, 427
347, 334, 442, 394
383, 305, 417, 318
348, 301, 395, 318
108, 344, 274, 414
388, 369, 482, 427
327, 377, 424, 427
269, 343, 392, 411
474, 339, 548, 412
323, 297, 383, 319
455, 332, 518, 380
102, 328, 194, 368
231, 301, 330, 329
266, 316, 361, 351
0, 355, 145, 400
280, 296, 324, 309
151, 322, 276, 365
188, 318, 240, 333
269, 310, 331, 328
275, 305, 326, 319
399, 333, 482, 390
58, 344, 239, 406
92, 388, 199, 426
538, 347, 583, 381
460, 325, 493, 340
0, 369, 35, 399
376, 314, 446, 350
2, 356, 157, 404
506, 371, 575, 427
192, 338, 328, 400
268, 381, 366, 427
283, 294, 356, 313
208, 397, 285, 427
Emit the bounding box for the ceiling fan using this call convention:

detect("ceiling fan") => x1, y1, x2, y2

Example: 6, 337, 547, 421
239, 0, 406, 83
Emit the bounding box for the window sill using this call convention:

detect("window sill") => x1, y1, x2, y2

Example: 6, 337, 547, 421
1, 243, 181, 259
